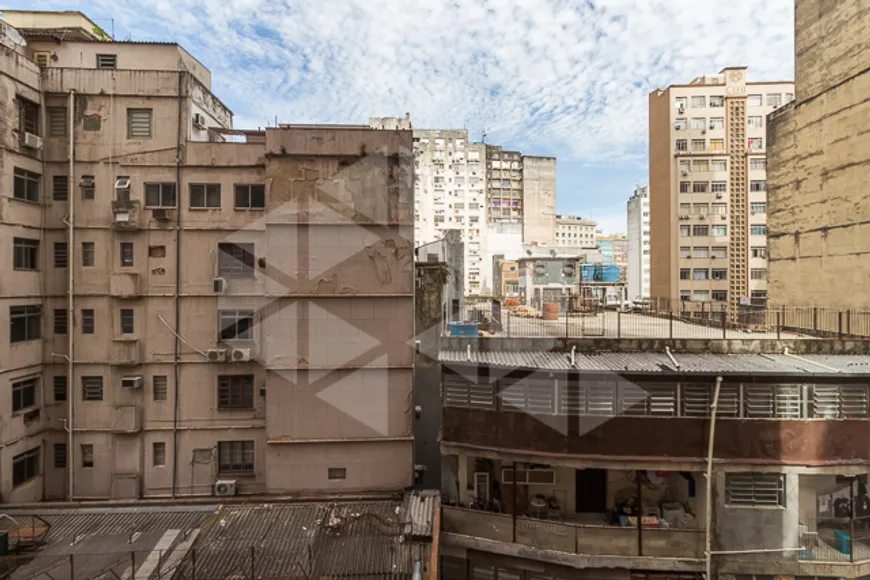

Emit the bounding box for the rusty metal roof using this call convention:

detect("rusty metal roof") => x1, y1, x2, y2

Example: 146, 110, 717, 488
402, 491, 439, 538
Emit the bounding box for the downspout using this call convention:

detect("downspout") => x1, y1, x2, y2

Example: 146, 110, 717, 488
705, 375, 722, 580
782, 347, 842, 373
665, 346, 680, 370
171, 72, 183, 498
67, 89, 76, 502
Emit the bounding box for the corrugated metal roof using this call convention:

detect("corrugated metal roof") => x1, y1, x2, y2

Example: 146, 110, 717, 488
439, 350, 870, 376
402, 491, 438, 538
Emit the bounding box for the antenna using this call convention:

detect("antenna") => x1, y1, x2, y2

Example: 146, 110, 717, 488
481, 128, 488, 143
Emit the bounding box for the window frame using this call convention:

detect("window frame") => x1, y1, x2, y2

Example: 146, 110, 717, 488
54, 308, 68, 335
12, 447, 40, 487
219, 309, 255, 341
54, 243, 68, 268
120, 308, 135, 335
47, 107, 68, 137
52, 175, 69, 201
218, 243, 255, 278
81, 444, 94, 468
153, 376, 168, 401
120, 242, 134, 267
81, 241, 95, 267
13, 238, 39, 271
10, 305, 42, 344
12, 377, 38, 413
725, 473, 785, 508
13, 168, 41, 203
82, 309, 95, 334
127, 108, 153, 139
54, 376, 68, 402
81, 376, 104, 401
153, 442, 166, 467
189, 183, 222, 209
218, 440, 255, 475
218, 375, 255, 410
234, 184, 266, 210
144, 182, 177, 208
54, 443, 67, 468
96, 54, 118, 69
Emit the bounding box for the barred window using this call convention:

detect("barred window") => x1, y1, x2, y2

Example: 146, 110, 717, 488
218, 440, 254, 474
218, 375, 254, 409
725, 473, 785, 507
53, 175, 69, 201
153, 376, 168, 401
48, 107, 68, 137
127, 108, 152, 138
82, 376, 104, 401
811, 384, 869, 419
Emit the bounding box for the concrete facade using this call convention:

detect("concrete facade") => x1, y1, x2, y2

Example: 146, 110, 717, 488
626, 185, 651, 300
767, 0, 870, 309
521, 156, 557, 245
555, 215, 597, 248
649, 68, 793, 308
2, 15, 414, 502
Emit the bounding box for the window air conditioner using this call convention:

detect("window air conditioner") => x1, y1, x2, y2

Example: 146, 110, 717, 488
213, 278, 228, 294
193, 113, 206, 128
716, 193, 724, 199
80, 176, 95, 188
115, 178, 131, 190
152, 208, 173, 221
23, 132, 43, 149
120, 376, 143, 389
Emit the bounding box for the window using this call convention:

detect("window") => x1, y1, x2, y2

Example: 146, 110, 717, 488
709, 139, 725, 151
153, 442, 166, 466
767, 93, 782, 107
81, 175, 95, 199
12, 377, 37, 412
712, 246, 727, 258
693, 182, 709, 193
712, 225, 728, 237
153, 376, 168, 401
81, 242, 94, 267
54, 443, 67, 468
680, 291, 691, 302
218, 243, 255, 277
693, 225, 709, 236
470, 216, 479, 224
691, 139, 706, 152
679, 160, 690, 174
144, 183, 177, 208
711, 182, 727, 193
712, 290, 728, 302
10, 305, 41, 343
13, 238, 39, 270
674, 118, 687, 130
218, 441, 254, 474
692, 160, 709, 172
54, 376, 67, 402
747, 94, 763, 107
120, 242, 134, 267
51, 175, 69, 201
115, 175, 131, 202
751, 246, 767, 259
81, 444, 94, 467
48, 107, 67, 137
82, 309, 95, 334
679, 246, 691, 259
709, 117, 724, 129
711, 159, 727, 171
679, 203, 691, 214
751, 268, 768, 281
82, 376, 103, 401
785, 92, 794, 103
675, 97, 687, 109
96, 54, 117, 69
680, 225, 691, 237
328, 467, 347, 480
750, 158, 766, 171
676, 139, 687, 152
691, 118, 705, 130
219, 310, 254, 341
750, 180, 767, 192
13, 168, 40, 202
751, 225, 768, 235
679, 181, 691, 193
127, 108, 152, 138
694, 204, 709, 216
748, 116, 763, 128
12, 448, 40, 487
693, 247, 709, 259
234, 184, 266, 209
712, 268, 728, 280
218, 375, 254, 409
693, 268, 709, 280
748, 138, 763, 151
18, 99, 38, 134
812, 384, 870, 419
750, 202, 767, 214
54, 309, 68, 334
693, 290, 710, 302
120, 309, 135, 334
709, 95, 724, 107
680, 268, 690, 280
190, 184, 221, 208
690, 96, 706, 108
725, 473, 785, 507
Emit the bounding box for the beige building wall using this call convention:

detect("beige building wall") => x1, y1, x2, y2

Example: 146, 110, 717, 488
767, 0, 870, 309
521, 156, 556, 244
0, 23, 415, 502
649, 69, 793, 309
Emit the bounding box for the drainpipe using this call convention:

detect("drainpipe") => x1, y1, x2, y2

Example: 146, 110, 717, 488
665, 346, 680, 370
705, 375, 722, 580
171, 72, 183, 498
570, 345, 576, 366
782, 347, 842, 373
67, 89, 76, 502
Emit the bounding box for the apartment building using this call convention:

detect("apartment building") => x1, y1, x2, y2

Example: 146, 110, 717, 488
439, 340, 870, 580
413, 130, 485, 295
627, 186, 651, 300
768, 0, 870, 310
485, 145, 523, 226
596, 233, 628, 278
2, 13, 414, 502
649, 68, 793, 309
555, 215, 597, 248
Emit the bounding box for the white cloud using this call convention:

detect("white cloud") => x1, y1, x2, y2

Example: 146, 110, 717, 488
25, 0, 793, 163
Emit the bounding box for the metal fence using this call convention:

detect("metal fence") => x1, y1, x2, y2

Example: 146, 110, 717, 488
446, 301, 870, 340
800, 515, 870, 563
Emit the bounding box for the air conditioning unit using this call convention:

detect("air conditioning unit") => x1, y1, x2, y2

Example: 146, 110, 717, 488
701, 129, 707, 134
80, 176, 95, 189
22, 132, 43, 149
213, 278, 228, 294
193, 113, 206, 129
679, 214, 689, 220
715, 193, 724, 199
152, 208, 173, 221
115, 178, 131, 190
207, 348, 227, 362
674, 124, 683, 130
214, 480, 237, 497
681, 170, 689, 176
678, 107, 685, 114
120, 376, 143, 389
231, 348, 252, 362
720, 215, 727, 220
698, 214, 706, 220
710, 124, 716, 130
114, 211, 131, 224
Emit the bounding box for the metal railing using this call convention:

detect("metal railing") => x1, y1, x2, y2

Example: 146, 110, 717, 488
446, 301, 870, 340
800, 515, 870, 563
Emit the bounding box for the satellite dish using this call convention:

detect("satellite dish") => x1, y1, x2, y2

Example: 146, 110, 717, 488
3, 25, 26, 47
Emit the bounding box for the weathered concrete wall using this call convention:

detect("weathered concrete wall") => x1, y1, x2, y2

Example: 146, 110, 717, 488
521, 156, 556, 245
768, 0, 870, 309
648, 89, 675, 302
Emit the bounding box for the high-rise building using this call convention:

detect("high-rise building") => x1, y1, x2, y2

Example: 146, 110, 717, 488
555, 215, 597, 247
485, 145, 524, 225
520, 156, 557, 245
768, 0, 870, 310
627, 185, 651, 300
3, 13, 414, 502
649, 68, 793, 309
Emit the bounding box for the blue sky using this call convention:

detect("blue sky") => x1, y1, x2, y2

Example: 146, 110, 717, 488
14, 0, 794, 234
